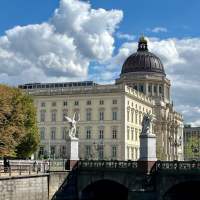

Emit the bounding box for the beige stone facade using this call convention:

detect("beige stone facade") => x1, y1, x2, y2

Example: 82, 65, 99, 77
20, 83, 153, 160
116, 71, 183, 160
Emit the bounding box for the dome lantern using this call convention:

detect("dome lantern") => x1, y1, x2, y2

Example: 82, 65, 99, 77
121, 36, 165, 75
137, 36, 148, 51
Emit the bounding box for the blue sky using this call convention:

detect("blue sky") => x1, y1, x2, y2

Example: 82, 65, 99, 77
0, 0, 199, 39
0, 0, 199, 125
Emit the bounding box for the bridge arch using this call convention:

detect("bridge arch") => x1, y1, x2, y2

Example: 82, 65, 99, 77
163, 181, 200, 200
80, 179, 128, 200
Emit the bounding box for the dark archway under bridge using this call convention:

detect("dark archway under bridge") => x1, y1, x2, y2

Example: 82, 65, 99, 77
81, 179, 128, 200
51, 160, 200, 200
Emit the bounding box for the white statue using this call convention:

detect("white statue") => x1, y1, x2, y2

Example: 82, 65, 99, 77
141, 113, 153, 135
65, 112, 80, 139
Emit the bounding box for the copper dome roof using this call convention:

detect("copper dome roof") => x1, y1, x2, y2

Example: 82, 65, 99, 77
121, 36, 165, 75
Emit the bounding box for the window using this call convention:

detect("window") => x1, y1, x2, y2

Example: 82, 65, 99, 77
40, 127, 45, 140
159, 85, 162, 94
63, 101, 67, 106
139, 84, 144, 93
154, 85, 157, 93
85, 145, 91, 158
131, 147, 134, 159
74, 101, 79, 106
148, 84, 152, 93
52, 102, 56, 107
127, 126, 130, 140
50, 146, 56, 155
39, 147, 44, 156
62, 109, 68, 121
99, 129, 104, 139
86, 109, 91, 121
51, 110, 57, 122
41, 102, 45, 107
112, 111, 117, 120
60, 146, 66, 157
62, 127, 67, 140
112, 129, 117, 139
86, 128, 91, 139
99, 100, 104, 105
86, 100, 91, 105
112, 146, 117, 158
51, 127, 56, 140
113, 99, 117, 104
99, 111, 104, 121
40, 110, 46, 122
74, 111, 80, 121
131, 128, 134, 141
98, 145, 104, 160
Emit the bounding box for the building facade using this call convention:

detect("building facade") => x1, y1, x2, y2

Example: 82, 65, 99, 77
184, 125, 200, 160
19, 36, 184, 161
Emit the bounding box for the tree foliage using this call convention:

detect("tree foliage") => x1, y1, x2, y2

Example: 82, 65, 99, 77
185, 136, 200, 160
0, 84, 39, 158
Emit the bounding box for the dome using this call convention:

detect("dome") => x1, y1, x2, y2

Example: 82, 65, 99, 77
121, 36, 165, 75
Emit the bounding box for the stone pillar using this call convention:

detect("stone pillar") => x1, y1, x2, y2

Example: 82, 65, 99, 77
138, 131, 157, 174
157, 84, 159, 97
66, 137, 79, 170
145, 82, 149, 96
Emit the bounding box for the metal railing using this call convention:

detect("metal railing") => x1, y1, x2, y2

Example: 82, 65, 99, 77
78, 160, 138, 169
0, 163, 49, 177
153, 160, 200, 172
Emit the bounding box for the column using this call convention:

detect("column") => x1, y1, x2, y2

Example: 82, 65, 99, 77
157, 84, 159, 97
145, 82, 149, 96
152, 84, 154, 96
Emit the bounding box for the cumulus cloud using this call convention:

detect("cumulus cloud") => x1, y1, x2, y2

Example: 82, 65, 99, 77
0, 0, 123, 85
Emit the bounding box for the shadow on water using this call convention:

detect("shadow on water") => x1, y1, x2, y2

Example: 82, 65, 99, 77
164, 181, 200, 200
81, 179, 128, 200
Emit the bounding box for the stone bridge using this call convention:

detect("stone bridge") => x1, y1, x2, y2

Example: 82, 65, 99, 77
52, 160, 200, 200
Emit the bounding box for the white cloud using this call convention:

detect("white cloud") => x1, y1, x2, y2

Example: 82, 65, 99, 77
116, 32, 135, 41
148, 27, 168, 33
0, 0, 123, 85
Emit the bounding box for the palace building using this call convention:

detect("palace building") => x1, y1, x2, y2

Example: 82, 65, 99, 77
19, 36, 184, 161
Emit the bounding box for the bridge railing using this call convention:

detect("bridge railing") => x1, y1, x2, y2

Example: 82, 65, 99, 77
154, 160, 200, 171
78, 160, 138, 169
0, 164, 49, 177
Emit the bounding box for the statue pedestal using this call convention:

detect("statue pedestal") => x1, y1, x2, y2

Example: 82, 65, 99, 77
138, 132, 157, 174
66, 137, 79, 170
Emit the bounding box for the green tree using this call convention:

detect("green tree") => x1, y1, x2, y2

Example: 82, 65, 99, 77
0, 84, 39, 158
185, 136, 200, 160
